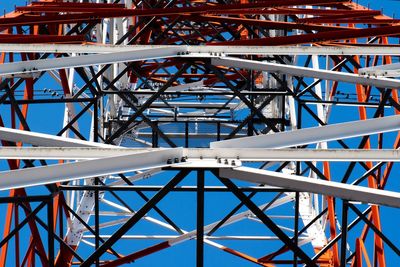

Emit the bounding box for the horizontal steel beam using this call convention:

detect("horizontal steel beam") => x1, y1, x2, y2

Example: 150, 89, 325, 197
60, 185, 283, 192
0, 126, 117, 148
0, 47, 182, 77
82, 234, 308, 240
210, 115, 400, 148
4, 47, 400, 79
0, 45, 400, 78
2, 147, 400, 162
144, 102, 238, 108
359, 63, 400, 77
219, 167, 400, 208
0, 148, 182, 191
211, 57, 400, 89
0, 147, 136, 159
186, 148, 400, 162
2, 44, 400, 56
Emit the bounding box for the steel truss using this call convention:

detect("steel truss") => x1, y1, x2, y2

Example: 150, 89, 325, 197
1, 0, 400, 266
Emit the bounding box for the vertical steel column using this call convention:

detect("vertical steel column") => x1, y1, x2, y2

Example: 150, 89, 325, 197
152, 121, 159, 148
93, 98, 99, 143
185, 121, 189, 148
197, 170, 205, 267
94, 98, 100, 267
94, 179, 100, 267
14, 203, 19, 267
217, 122, 221, 141
341, 200, 349, 267
294, 160, 301, 267
294, 191, 300, 267
47, 197, 54, 267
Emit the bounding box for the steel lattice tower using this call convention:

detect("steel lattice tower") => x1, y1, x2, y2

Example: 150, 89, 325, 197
1, 0, 400, 266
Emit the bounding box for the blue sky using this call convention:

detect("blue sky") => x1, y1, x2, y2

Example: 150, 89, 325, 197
1, 0, 400, 266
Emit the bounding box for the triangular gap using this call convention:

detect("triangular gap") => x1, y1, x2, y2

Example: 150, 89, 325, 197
207, 169, 292, 234
206, 169, 260, 236
8, 198, 49, 265
355, 238, 372, 267
98, 170, 189, 235
200, 170, 275, 267
79, 169, 191, 266
210, 169, 317, 267
78, 169, 191, 266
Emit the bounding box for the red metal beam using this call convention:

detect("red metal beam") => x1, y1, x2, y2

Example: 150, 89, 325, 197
213, 8, 381, 16
208, 24, 400, 46
0, 34, 84, 43
187, 14, 349, 31
31, 2, 125, 8
0, 15, 101, 27
16, 0, 351, 17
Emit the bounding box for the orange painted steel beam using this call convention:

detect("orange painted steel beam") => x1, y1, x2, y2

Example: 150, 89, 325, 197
296, 12, 391, 22
209, 23, 400, 46
213, 8, 381, 16
0, 14, 101, 26
353, 60, 386, 267
298, 18, 400, 24
0, 29, 63, 265
30, 2, 125, 8
16, 0, 351, 16
324, 164, 340, 267
186, 14, 348, 31
0, 34, 84, 43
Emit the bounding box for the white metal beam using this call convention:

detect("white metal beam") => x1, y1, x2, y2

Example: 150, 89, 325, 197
2, 44, 400, 56
2, 46, 400, 79
4, 47, 400, 80
0, 47, 183, 77
0, 148, 182, 191
219, 167, 400, 208
0, 126, 118, 148
2, 147, 400, 162
211, 57, 400, 89
0, 147, 153, 159
359, 63, 400, 77
210, 115, 400, 148
146, 102, 237, 108
187, 148, 400, 162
